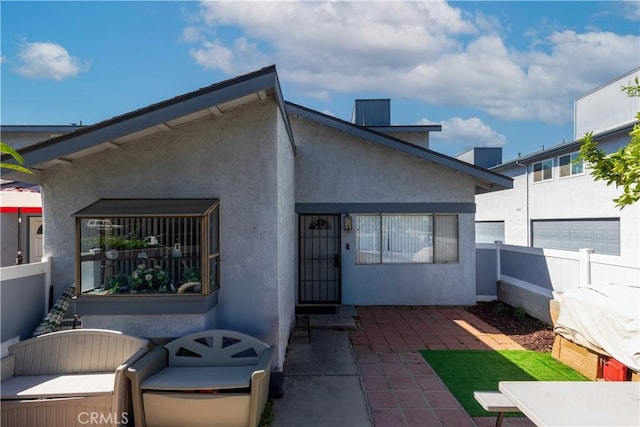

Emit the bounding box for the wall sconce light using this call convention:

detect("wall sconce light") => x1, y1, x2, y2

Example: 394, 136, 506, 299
344, 214, 352, 231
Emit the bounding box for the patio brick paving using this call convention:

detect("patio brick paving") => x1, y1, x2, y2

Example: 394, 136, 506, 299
350, 306, 536, 427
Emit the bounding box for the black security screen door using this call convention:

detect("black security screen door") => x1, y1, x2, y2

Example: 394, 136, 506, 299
299, 215, 341, 304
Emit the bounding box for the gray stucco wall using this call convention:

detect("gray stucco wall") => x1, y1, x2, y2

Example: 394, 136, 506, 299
275, 109, 297, 368
291, 117, 478, 305
40, 100, 295, 369
476, 246, 498, 298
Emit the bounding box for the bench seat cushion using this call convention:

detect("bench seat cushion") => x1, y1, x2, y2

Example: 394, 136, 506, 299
1, 373, 115, 399
141, 366, 254, 391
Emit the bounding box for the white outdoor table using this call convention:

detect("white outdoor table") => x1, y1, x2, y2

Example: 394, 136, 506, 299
498, 381, 640, 427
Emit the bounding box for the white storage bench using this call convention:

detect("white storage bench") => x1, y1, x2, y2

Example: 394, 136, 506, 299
126, 329, 274, 427
1, 329, 149, 427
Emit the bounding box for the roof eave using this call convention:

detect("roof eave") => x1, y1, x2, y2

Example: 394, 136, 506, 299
491, 120, 638, 171
286, 101, 512, 193
11, 65, 295, 169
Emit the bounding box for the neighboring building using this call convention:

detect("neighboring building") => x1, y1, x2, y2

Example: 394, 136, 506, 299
1, 125, 82, 266
6, 66, 511, 370
468, 67, 640, 266
1, 125, 85, 151
0, 185, 42, 266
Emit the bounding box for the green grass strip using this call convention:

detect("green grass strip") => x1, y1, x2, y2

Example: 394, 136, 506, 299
420, 350, 589, 417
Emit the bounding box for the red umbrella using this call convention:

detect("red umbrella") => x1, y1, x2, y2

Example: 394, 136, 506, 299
0, 187, 42, 213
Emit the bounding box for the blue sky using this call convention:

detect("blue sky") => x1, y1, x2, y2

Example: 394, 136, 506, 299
2, 1, 639, 161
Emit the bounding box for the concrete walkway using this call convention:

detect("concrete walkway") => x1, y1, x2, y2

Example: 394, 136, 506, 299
272, 307, 371, 426
272, 306, 535, 427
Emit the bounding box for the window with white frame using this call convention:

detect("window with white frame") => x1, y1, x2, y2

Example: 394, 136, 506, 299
558, 152, 584, 178
356, 214, 458, 264
532, 159, 553, 182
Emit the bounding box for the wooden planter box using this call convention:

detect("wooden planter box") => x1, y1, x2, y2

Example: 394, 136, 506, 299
551, 335, 601, 380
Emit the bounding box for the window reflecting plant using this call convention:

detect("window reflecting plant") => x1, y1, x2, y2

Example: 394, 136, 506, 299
128, 264, 170, 292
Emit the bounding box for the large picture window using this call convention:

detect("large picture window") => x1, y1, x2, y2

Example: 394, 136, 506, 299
356, 214, 458, 264
73, 199, 220, 296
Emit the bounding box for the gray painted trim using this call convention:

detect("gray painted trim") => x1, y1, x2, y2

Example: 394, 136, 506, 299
12, 66, 296, 166
369, 125, 442, 133
286, 102, 512, 191
74, 291, 218, 315
295, 202, 476, 214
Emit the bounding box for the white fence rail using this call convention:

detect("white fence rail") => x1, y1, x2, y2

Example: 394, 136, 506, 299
475, 243, 640, 324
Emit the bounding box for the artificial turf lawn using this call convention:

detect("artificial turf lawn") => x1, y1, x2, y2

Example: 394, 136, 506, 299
420, 350, 589, 417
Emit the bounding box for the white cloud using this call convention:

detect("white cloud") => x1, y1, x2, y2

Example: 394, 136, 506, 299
16, 41, 87, 80
184, 1, 640, 125
189, 37, 270, 74
423, 116, 507, 149
181, 26, 203, 44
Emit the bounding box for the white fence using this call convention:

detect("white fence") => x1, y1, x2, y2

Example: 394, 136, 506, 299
0, 258, 51, 356
476, 243, 640, 324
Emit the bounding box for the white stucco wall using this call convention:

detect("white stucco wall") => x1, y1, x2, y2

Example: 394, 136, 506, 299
41, 100, 295, 369
475, 131, 640, 266
475, 167, 529, 245
575, 68, 639, 138
291, 117, 478, 305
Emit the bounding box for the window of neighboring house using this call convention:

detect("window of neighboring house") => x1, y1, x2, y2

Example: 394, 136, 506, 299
532, 159, 553, 182
356, 214, 458, 264
558, 152, 584, 178
476, 221, 505, 244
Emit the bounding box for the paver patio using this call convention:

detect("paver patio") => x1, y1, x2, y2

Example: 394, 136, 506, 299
350, 306, 536, 427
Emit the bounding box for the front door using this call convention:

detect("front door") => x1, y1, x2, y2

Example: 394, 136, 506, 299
299, 214, 341, 304
29, 216, 43, 263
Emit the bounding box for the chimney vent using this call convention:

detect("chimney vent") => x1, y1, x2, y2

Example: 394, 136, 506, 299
352, 99, 390, 126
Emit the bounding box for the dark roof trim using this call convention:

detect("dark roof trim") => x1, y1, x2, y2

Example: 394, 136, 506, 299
492, 120, 637, 171
296, 202, 475, 214
285, 102, 512, 192
1, 125, 86, 133
369, 125, 442, 133
12, 65, 295, 166
72, 198, 219, 217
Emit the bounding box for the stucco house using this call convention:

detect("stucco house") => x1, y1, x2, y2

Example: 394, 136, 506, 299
5, 65, 511, 370
470, 67, 640, 267
1, 125, 81, 266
